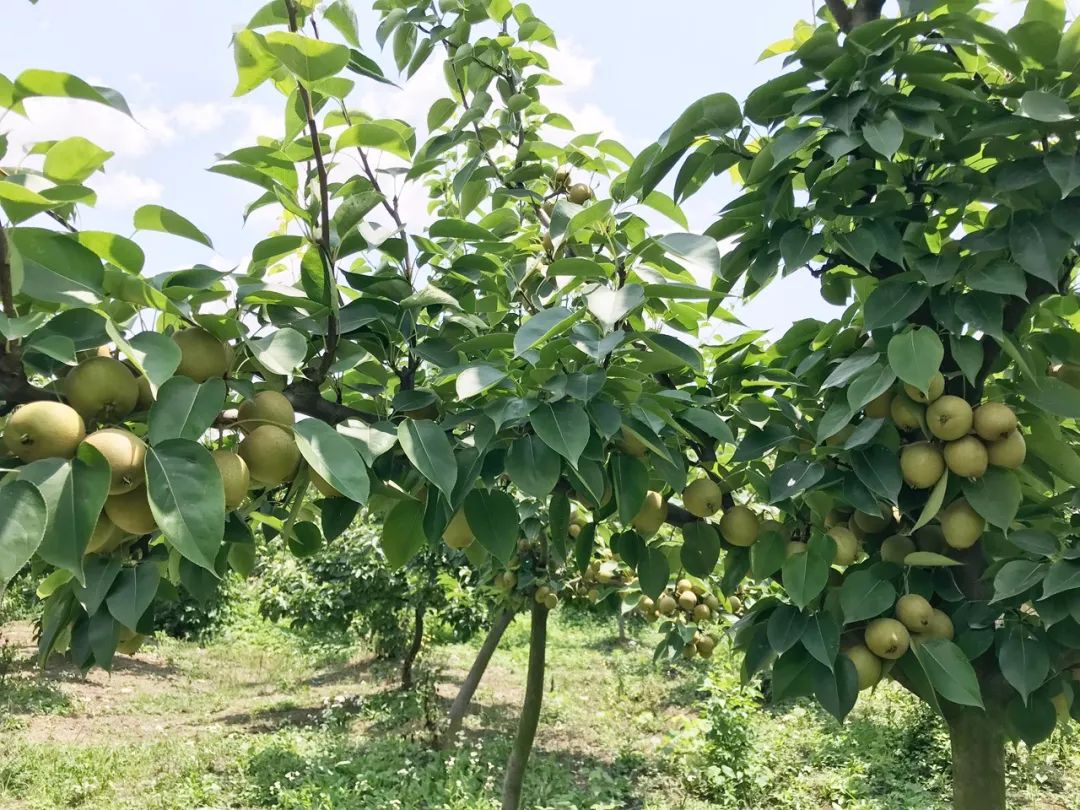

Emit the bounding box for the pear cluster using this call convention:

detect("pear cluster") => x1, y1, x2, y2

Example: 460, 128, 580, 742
540, 164, 594, 256
1, 330, 307, 570
642, 578, 726, 658
845, 594, 954, 691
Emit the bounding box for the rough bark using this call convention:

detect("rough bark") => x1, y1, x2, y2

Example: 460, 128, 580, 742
442, 608, 515, 748
500, 602, 548, 810
946, 707, 1006, 810
400, 601, 425, 691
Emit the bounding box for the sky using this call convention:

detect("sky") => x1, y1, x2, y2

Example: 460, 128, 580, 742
0, 0, 1028, 338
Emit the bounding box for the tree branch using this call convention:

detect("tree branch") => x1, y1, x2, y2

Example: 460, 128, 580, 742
0, 222, 16, 319
285, 0, 340, 383
824, 0, 854, 31
852, 0, 887, 28
282, 378, 376, 425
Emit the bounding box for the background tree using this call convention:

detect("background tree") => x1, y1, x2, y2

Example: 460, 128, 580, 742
624, 1, 1080, 809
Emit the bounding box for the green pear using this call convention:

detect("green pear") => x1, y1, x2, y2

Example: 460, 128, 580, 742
442, 510, 474, 550
943, 435, 988, 478
923, 609, 954, 640
844, 644, 883, 690
901, 442, 945, 489
104, 485, 158, 536
631, 491, 668, 536
83, 428, 147, 494
926, 395, 973, 441
237, 390, 295, 433
239, 425, 300, 486
212, 449, 251, 509
829, 526, 859, 566
852, 504, 892, 534
682, 477, 723, 518
904, 371, 945, 404
890, 391, 925, 431
64, 356, 138, 423
172, 327, 229, 382
895, 593, 934, 632
865, 617, 910, 659
880, 534, 916, 564
3, 401, 86, 462
719, 504, 759, 547
677, 590, 698, 611
972, 402, 1017, 442
987, 430, 1026, 468
940, 498, 984, 549
657, 593, 677, 615
865, 389, 893, 419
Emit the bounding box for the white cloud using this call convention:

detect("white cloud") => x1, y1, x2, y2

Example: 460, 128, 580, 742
93, 170, 163, 208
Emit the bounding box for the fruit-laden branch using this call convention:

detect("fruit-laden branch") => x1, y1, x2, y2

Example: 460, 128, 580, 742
281, 378, 376, 425
284, 0, 340, 383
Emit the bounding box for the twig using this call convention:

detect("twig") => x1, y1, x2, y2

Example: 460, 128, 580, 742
0, 222, 15, 318
824, 0, 854, 31
285, 0, 340, 383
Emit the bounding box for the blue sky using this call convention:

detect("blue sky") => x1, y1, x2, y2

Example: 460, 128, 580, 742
1, 1, 1025, 335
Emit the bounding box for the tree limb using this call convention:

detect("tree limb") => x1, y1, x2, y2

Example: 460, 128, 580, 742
282, 378, 376, 425
0, 222, 15, 319
852, 0, 887, 28
824, 0, 854, 31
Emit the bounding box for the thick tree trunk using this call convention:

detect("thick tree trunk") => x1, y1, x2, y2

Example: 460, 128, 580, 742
500, 602, 549, 810
947, 708, 1006, 810
443, 608, 514, 747
400, 601, 425, 691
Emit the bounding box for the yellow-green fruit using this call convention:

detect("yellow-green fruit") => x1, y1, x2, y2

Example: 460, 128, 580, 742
135, 376, 154, 411
880, 534, 916, 564
64, 357, 138, 423
895, 593, 934, 632
844, 645, 883, 690
535, 585, 551, 603
696, 634, 717, 658
544, 593, 558, 610
693, 604, 711, 622
890, 392, 925, 431
944, 436, 988, 479
567, 183, 593, 204
987, 430, 1026, 469
657, 593, 677, 615
229, 542, 257, 578
1052, 691, 1072, 723
904, 372, 945, 404
853, 505, 892, 534
678, 590, 698, 611
631, 491, 668, 536
638, 595, 655, 613
212, 450, 251, 509
619, 428, 648, 457
569, 523, 582, 539
924, 609, 954, 640
865, 389, 893, 419
104, 485, 158, 536
172, 327, 229, 382
728, 595, 742, 613
719, 505, 759, 547
683, 477, 723, 518
926, 395, 973, 441
865, 617, 911, 659
829, 526, 859, 566
310, 470, 342, 499
676, 578, 693, 593
824, 509, 849, 529
940, 498, 984, 550
786, 540, 808, 557
542, 231, 554, 254
705, 594, 721, 611
442, 510, 474, 550
239, 425, 300, 486
553, 164, 572, 189
3, 401, 86, 462
683, 643, 698, 659
85, 514, 128, 555
972, 402, 1017, 442
901, 442, 946, 489
237, 390, 295, 433
84, 428, 146, 494
222, 342, 235, 376
116, 632, 146, 655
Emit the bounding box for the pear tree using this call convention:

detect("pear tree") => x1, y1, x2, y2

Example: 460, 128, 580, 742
625, 1, 1080, 808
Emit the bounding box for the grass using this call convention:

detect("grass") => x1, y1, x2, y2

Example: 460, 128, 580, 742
0, 595, 1078, 809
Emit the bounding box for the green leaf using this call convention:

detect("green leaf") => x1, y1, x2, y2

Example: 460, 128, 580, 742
612, 454, 649, 524
956, 292, 1003, 340
640, 332, 703, 373
681, 522, 721, 578
1045, 152, 1080, 198
505, 435, 561, 499
73, 556, 122, 616
904, 551, 962, 567
767, 604, 808, 653
638, 546, 670, 600
121, 331, 180, 391
265, 31, 351, 82
337, 120, 415, 161
861, 113, 903, 158
839, 570, 897, 623
814, 656, 859, 722
911, 638, 984, 709
513, 306, 578, 358
1010, 211, 1069, 286
656, 232, 721, 278
248, 328, 308, 375
1041, 560, 1080, 598
772, 646, 816, 700
779, 227, 824, 269
530, 401, 590, 469
464, 489, 518, 564
950, 335, 984, 386
106, 564, 161, 631
1018, 90, 1072, 122
913, 469, 949, 531
146, 439, 225, 572
381, 499, 425, 569
76, 231, 145, 275
232, 29, 277, 95
11, 227, 104, 306
294, 419, 370, 504
133, 205, 213, 248
42, 137, 112, 183
679, 409, 734, 446
846, 365, 897, 412
427, 97, 456, 130
148, 377, 226, 445
0, 481, 48, 592
769, 459, 825, 503
1020, 375, 1080, 419
751, 530, 788, 580
782, 532, 835, 610
864, 280, 928, 330
802, 612, 841, 670
992, 560, 1049, 602
850, 445, 902, 504
587, 285, 644, 331
20, 447, 111, 583
962, 468, 1021, 530
15, 69, 131, 115
455, 365, 506, 399
887, 327, 944, 395
429, 218, 494, 241
998, 629, 1049, 704
398, 420, 457, 500
323, 0, 361, 47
